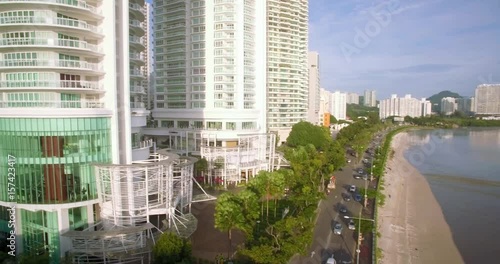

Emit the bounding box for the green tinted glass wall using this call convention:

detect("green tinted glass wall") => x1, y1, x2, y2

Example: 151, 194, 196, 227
0, 118, 112, 204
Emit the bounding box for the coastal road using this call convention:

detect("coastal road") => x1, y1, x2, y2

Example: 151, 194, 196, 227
289, 132, 386, 264
289, 160, 372, 264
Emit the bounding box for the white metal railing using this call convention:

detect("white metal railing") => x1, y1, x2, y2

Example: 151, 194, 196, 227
130, 69, 144, 77
129, 3, 144, 13
130, 102, 145, 109
0, 80, 102, 90
129, 35, 144, 44
0, 59, 102, 71
129, 19, 144, 29
0, 16, 102, 34
130, 85, 145, 93
132, 139, 153, 149
0, 38, 102, 53
129, 52, 143, 60
0, 0, 101, 15
0, 99, 104, 108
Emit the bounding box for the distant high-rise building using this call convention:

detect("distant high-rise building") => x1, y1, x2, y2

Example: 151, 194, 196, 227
421, 98, 432, 116
379, 94, 425, 119
318, 88, 330, 126
456, 97, 473, 114
307, 51, 321, 124
474, 84, 500, 115
364, 90, 376, 107
267, 0, 309, 141
441, 97, 457, 115
346, 92, 360, 104
329, 91, 347, 120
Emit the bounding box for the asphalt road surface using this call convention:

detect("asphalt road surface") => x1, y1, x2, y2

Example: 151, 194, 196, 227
290, 131, 387, 264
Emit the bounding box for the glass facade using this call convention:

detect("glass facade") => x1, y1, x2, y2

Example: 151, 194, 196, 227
0, 118, 112, 204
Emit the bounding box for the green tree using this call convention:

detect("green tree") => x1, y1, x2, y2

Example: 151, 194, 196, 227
286, 121, 331, 150
329, 114, 337, 124
194, 157, 208, 178
153, 232, 192, 264
215, 192, 246, 258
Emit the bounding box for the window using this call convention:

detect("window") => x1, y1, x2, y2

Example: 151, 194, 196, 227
242, 122, 256, 130
207, 122, 222, 130
161, 120, 174, 128
177, 121, 189, 129
226, 122, 236, 130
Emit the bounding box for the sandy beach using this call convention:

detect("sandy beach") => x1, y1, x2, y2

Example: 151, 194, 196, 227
377, 132, 464, 264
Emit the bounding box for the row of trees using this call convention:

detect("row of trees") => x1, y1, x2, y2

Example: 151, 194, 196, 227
404, 115, 500, 127
336, 115, 387, 159
213, 121, 346, 264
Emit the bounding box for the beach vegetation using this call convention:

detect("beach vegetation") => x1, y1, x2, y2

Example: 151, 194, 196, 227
404, 115, 500, 128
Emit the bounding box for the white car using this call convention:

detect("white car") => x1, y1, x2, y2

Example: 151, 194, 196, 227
326, 255, 337, 264
349, 185, 356, 192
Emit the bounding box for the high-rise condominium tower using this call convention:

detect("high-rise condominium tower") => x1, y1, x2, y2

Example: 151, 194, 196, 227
307, 51, 320, 125
0, 1, 197, 262
364, 89, 376, 107
267, 0, 309, 143
149, 0, 275, 185
475, 84, 500, 115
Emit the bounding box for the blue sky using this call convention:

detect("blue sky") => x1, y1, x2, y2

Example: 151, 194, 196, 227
309, 0, 500, 99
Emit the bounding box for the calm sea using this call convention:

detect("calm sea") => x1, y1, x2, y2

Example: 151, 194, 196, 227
403, 128, 500, 264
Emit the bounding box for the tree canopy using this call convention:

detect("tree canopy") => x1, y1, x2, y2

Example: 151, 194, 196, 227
153, 232, 192, 264
286, 121, 331, 150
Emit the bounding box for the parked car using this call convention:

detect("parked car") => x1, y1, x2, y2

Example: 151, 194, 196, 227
348, 220, 356, 230
354, 193, 362, 202
353, 174, 361, 179
339, 206, 347, 214
349, 185, 356, 192
334, 222, 343, 235
343, 193, 351, 202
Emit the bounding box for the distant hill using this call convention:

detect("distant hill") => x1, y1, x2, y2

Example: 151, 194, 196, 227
427, 90, 462, 112
346, 103, 378, 120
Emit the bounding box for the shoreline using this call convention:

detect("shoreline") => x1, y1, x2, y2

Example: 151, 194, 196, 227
377, 132, 464, 264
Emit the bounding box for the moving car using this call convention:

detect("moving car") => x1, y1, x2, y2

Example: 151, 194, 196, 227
349, 185, 356, 192
348, 220, 356, 230
333, 222, 343, 235
326, 255, 337, 264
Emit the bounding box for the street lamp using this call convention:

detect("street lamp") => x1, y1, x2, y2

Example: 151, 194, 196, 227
344, 216, 375, 264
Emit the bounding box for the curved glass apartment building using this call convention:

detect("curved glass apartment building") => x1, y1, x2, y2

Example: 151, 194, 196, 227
0, 1, 197, 263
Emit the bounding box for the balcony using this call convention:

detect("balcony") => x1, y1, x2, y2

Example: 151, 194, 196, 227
0, 99, 104, 108
130, 85, 145, 94
0, 38, 103, 55
0, 0, 102, 17
0, 59, 103, 73
129, 19, 145, 35
130, 102, 145, 109
130, 69, 145, 79
129, 3, 145, 20
129, 35, 145, 50
0, 80, 103, 92
129, 52, 145, 65
132, 139, 153, 150
0, 16, 103, 36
